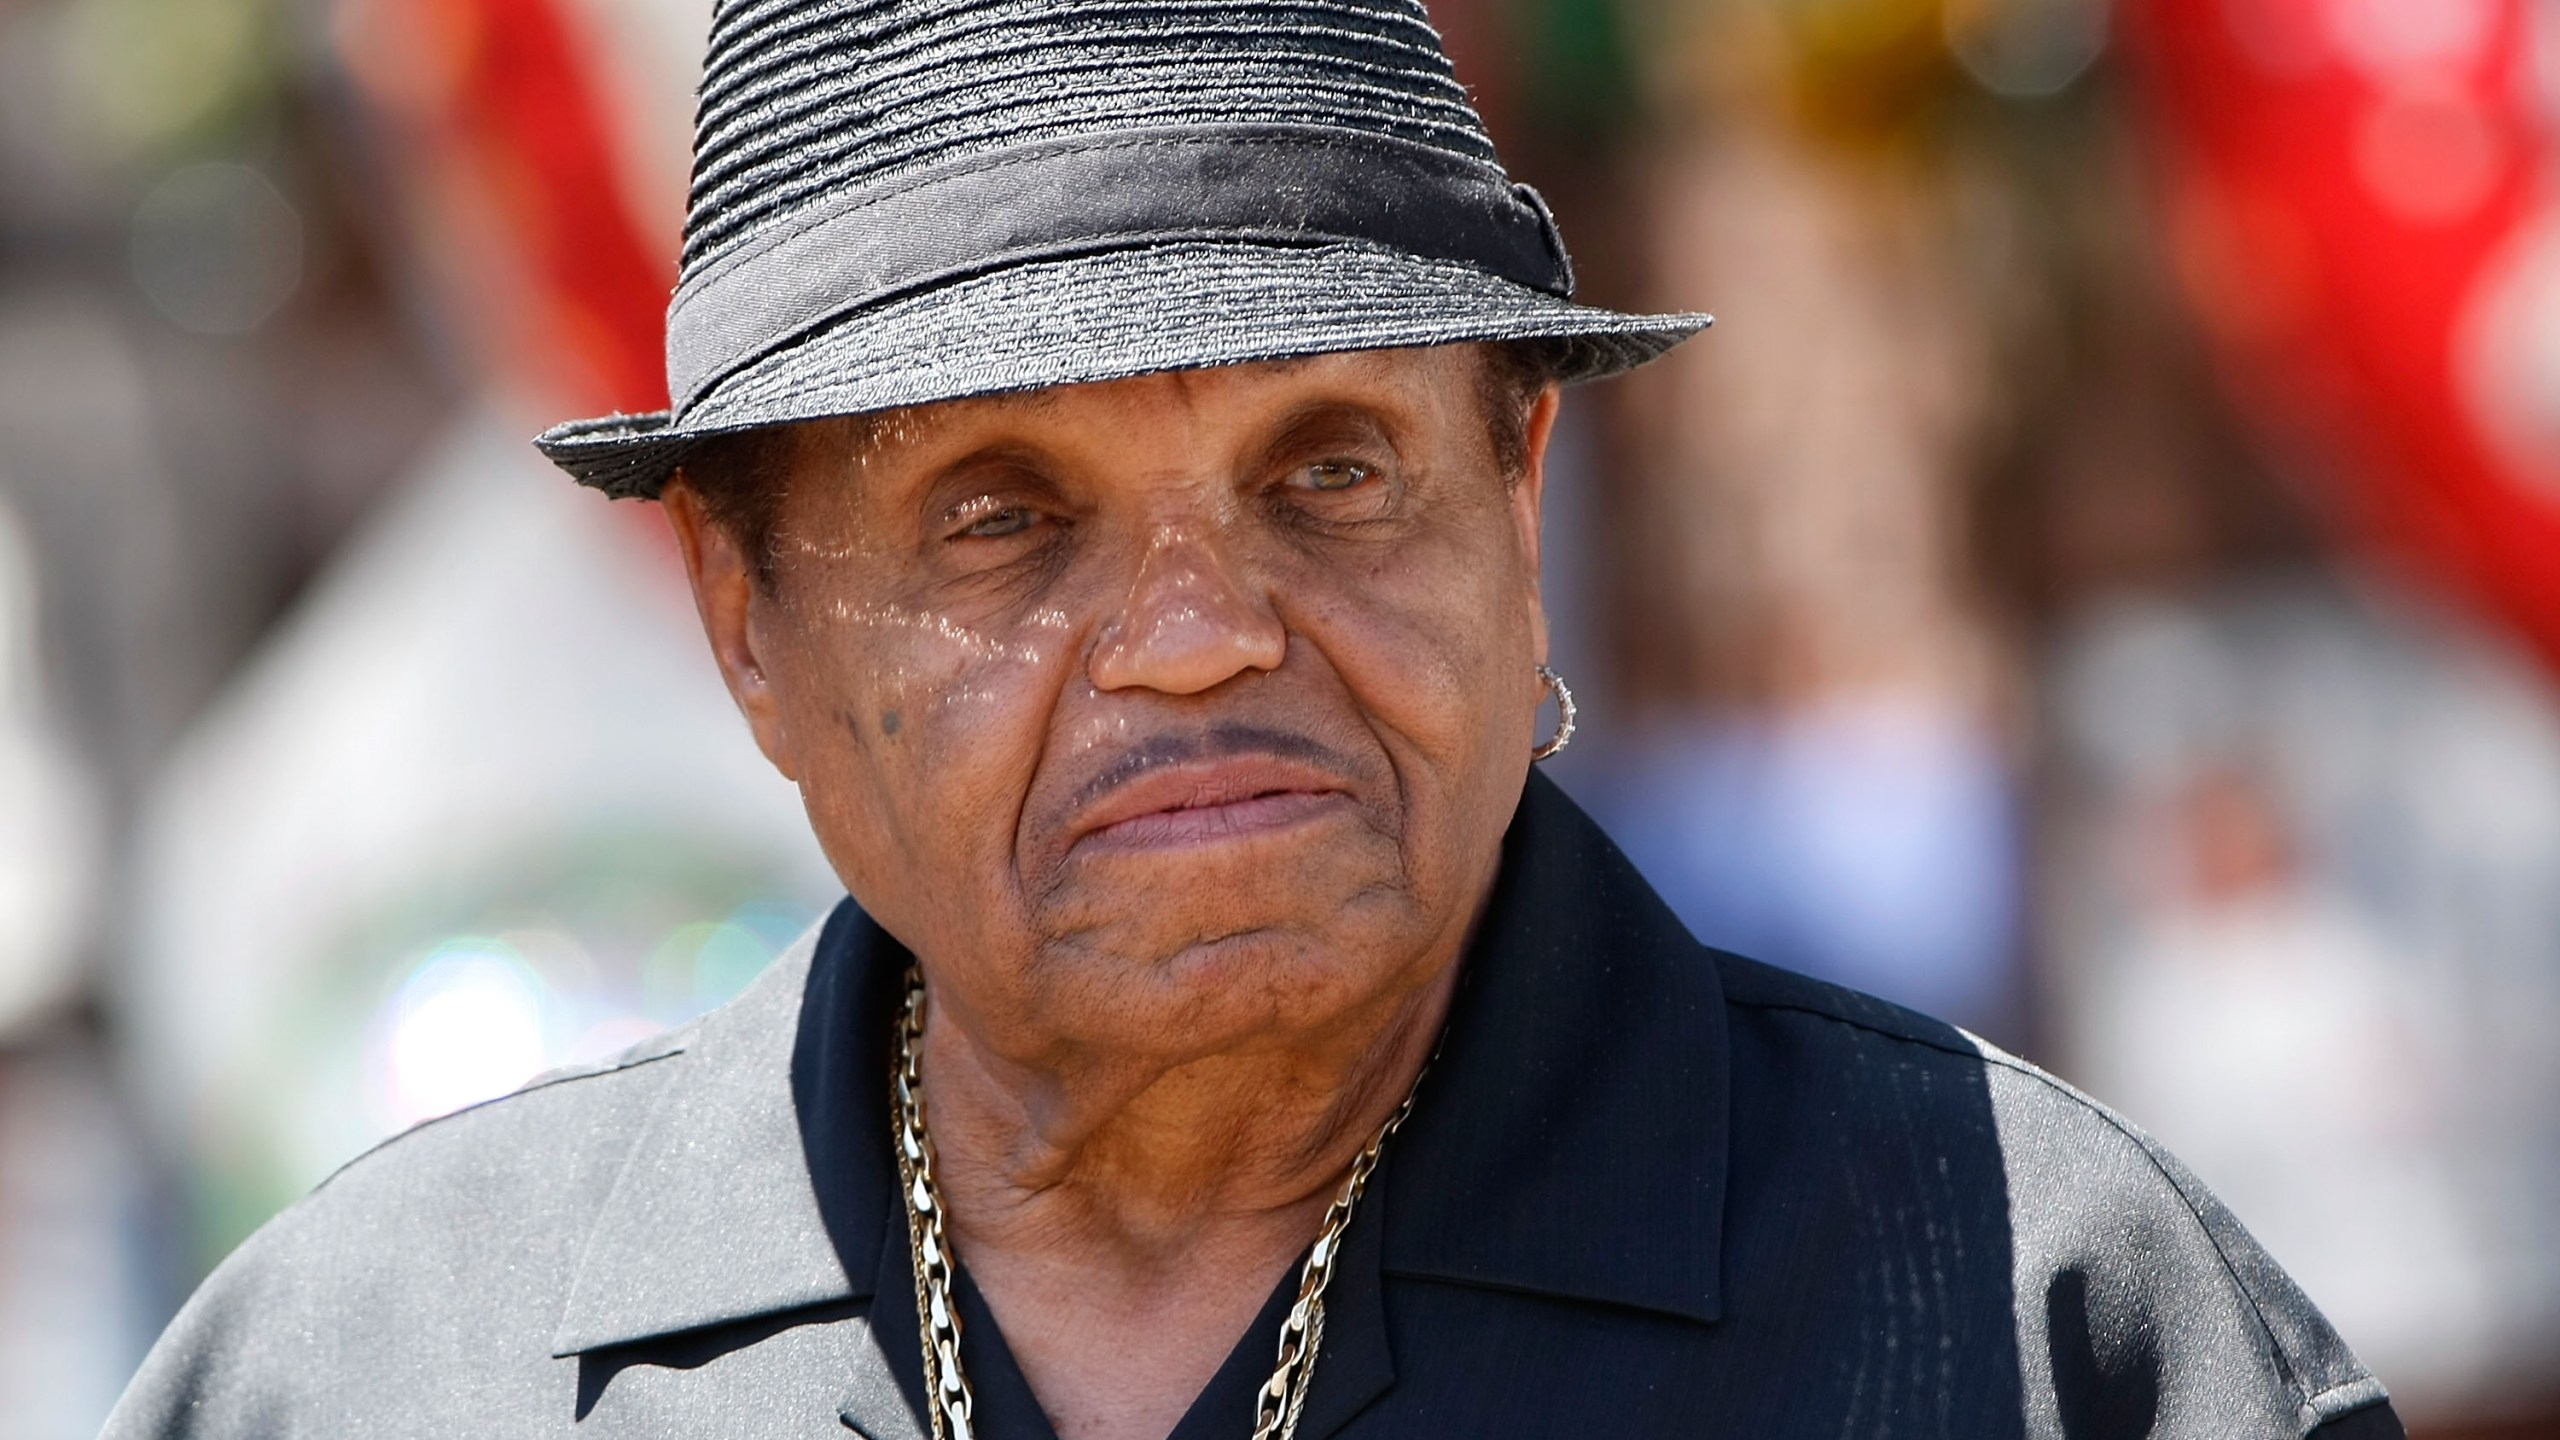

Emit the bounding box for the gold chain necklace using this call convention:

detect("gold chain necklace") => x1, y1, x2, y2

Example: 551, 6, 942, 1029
891, 967, 1428, 1440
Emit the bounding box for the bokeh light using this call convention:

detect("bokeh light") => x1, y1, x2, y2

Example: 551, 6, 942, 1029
128, 162, 305, 337
371, 942, 547, 1130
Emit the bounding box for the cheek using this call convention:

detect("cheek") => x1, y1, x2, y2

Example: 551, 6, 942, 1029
767, 586, 1075, 912
1279, 517, 1539, 807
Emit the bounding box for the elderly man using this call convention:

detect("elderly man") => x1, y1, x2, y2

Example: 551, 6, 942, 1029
109, 3, 2401, 1438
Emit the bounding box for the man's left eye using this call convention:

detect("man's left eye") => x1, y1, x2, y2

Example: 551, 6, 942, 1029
961, 506, 1038, 538
1294, 461, 1374, 492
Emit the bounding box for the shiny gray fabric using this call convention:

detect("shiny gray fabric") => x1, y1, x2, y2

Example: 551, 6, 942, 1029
533, 0, 1708, 499
682, 0, 1499, 271
104, 775, 2399, 1438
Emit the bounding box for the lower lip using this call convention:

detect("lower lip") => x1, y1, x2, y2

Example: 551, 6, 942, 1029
1082, 790, 1352, 853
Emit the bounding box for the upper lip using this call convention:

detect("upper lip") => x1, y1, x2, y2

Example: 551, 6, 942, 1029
1067, 752, 1352, 846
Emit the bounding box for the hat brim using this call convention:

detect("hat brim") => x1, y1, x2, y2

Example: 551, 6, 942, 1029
536, 240, 1709, 499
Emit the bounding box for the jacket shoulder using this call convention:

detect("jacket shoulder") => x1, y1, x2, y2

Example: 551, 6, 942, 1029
1964, 1032, 2390, 1435
305, 1021, 694, 1242
101, 1031, 692, 1437
1711, 950, 2391, 1438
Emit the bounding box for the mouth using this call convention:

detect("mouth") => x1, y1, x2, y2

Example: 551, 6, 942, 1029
1068, 755, 1357, 856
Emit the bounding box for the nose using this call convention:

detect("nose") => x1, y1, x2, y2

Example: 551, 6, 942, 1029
1088, 525, 1287, 695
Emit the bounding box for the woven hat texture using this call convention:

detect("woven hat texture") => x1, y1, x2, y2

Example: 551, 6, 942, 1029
538, 0, 1709, 498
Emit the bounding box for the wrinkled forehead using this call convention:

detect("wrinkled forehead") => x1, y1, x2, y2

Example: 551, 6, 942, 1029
784, 345, 1486, 471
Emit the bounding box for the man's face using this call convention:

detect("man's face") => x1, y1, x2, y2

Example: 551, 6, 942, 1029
669, 346, 1556, 1069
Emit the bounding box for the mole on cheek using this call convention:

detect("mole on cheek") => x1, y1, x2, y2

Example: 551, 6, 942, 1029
832, 701, 898, 743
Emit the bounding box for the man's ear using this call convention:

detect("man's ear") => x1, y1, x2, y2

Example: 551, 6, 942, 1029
1513, 384, 1560, 666
662, 480, 800, 782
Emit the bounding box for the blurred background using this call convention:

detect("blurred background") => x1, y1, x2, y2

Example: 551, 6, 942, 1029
0, 0, 2554, 1431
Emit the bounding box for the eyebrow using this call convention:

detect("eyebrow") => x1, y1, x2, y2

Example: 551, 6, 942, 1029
1251, 398, 1404, 470
905, 442, 1073, 532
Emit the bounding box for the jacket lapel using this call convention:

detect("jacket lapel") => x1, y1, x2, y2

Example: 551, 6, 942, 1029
550, 912, 862, 1356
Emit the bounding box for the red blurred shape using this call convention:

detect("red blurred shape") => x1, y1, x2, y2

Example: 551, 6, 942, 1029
338, 0, 676, 420
2123, 0, 2560, 672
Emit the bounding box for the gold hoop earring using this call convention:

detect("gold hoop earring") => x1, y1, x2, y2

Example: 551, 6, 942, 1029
1532, 664, 1576, 762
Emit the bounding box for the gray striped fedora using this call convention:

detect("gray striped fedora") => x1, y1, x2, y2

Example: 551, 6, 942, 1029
535, 0, 1711, 499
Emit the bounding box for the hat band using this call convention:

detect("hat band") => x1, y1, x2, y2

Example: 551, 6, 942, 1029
664, 125, 1576, 414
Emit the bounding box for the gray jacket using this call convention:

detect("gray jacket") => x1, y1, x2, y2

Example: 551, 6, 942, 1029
106, 775, 2400, 1438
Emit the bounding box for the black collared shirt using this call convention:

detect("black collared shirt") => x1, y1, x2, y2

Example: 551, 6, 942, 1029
107, 775, 2401, 1438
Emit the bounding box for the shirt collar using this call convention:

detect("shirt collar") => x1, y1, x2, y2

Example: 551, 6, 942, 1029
1378, 769, 1729, 1323
552, 770, 1729, 1356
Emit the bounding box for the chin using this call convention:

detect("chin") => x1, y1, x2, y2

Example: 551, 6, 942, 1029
1026, 875, 1436, 1053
